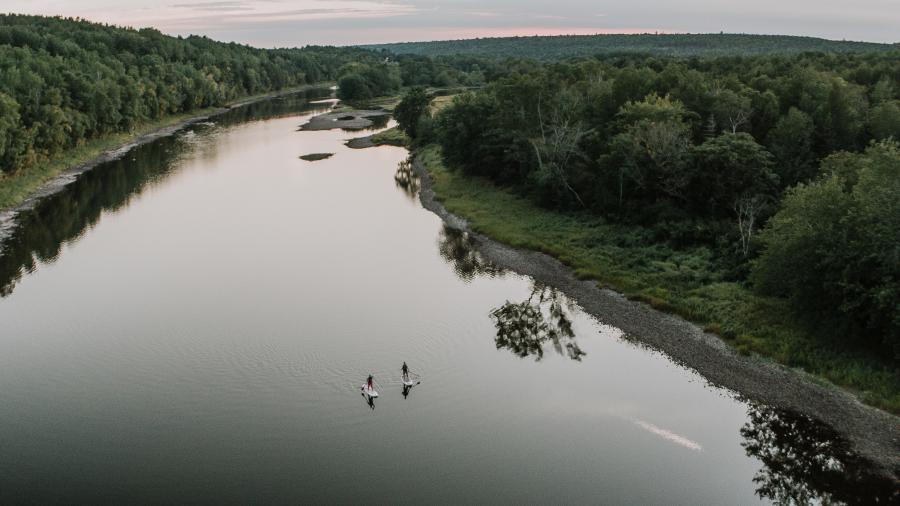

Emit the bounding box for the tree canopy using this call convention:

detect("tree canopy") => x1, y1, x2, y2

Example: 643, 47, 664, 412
0, 14, 377, 174
423, 50, 900, 359
364, 33, 898, 61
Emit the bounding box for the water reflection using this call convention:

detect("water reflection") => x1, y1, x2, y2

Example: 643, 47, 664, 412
437, 225, 504, 282
393, 159, 420, 200
490, 284, 585, 361
220, 89, 334, 126
740, 405, 898, 505
430, 186, 583, 361
362, 392, 376, 410
0, 89, 332, 298
0, 139, 181, 297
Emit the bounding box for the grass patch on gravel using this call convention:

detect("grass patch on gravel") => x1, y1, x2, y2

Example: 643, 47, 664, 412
420, 144, 900, 414
369, 127, 409, 147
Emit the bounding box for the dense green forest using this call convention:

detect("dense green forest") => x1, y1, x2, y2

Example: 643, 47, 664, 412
397, 50, 900, 365
334, 54, 501, 101
0, 15, 377, 177
365, 33, 899, 61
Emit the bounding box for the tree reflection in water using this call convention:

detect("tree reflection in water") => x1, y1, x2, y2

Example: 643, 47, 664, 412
490, 285, 585, 361
0, 137, 181, 297
740, 405, 898, 505
0, 89, 331, 298
393, 158, 420, 200
437, 224, 503, 282
434, 219, 581, 361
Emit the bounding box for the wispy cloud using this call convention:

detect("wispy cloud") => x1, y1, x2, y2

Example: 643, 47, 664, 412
121, 0, 420, 32
466, 10, 501, 18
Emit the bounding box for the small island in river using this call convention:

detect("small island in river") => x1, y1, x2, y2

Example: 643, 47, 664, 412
299, 153, 334, 161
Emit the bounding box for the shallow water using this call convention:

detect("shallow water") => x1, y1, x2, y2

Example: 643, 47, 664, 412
0, 90, 892, 504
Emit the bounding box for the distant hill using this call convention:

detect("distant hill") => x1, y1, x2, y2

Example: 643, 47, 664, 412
362, 33, 898, 60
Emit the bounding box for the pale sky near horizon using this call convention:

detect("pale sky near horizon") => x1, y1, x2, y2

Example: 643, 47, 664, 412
4, 0, 899, 47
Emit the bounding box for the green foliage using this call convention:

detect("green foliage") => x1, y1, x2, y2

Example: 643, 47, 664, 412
753, 141, 900, 356
690, 133, 777, 213
766, 108, 816, 186
616, 93, 691, 125
435, 91, 530, 183
394, 86, 431, 139
364, 33, 897, 61
335, 62, 401, 101
396, 54, 483, 87
0, 14, 373, 175
0, 91, 26, 172
432, 51, 900, 214
607, 94, 694, 204
868, 100, 900, 140
336, 74, 371, 101
429, 49, 900, 364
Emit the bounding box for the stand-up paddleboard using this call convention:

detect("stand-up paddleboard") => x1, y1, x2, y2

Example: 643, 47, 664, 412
361, 384, 379, 397
401, 375, 420, 387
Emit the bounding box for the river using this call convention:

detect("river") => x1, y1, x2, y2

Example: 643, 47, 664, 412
0, 89, 892, 504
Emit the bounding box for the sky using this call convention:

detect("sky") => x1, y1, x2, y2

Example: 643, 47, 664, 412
5, 0, 899, 47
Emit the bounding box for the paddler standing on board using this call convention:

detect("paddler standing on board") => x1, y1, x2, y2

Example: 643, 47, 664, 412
365, 374, 374, 392
401, 362, 410, 382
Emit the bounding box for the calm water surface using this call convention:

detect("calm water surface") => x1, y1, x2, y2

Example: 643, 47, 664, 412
0, 91, 892, 504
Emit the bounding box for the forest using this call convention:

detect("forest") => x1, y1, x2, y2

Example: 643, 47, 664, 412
334, 54, 500, 100
0, 15, 378, 177
395, 50, 900, 368
365, 33, 899, 61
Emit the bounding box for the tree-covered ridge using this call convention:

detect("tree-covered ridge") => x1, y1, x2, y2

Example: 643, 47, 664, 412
364, 33, 898, 61
0, 14, 377, 175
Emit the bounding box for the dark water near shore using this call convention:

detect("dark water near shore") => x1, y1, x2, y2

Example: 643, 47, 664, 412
0, 90, 893, 504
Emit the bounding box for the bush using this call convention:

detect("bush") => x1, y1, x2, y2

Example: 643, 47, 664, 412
337, 74, 372, 100
753, 141, 900, 356
394, 86, 430, 139
336, 63, 401, 101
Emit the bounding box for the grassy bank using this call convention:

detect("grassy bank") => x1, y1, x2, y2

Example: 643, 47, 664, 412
419, 144, 900, 414
0, 84, 330, 212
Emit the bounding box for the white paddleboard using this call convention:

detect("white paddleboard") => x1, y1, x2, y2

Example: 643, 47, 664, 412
361, 384, 379, 397
401, 376, 418, 386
